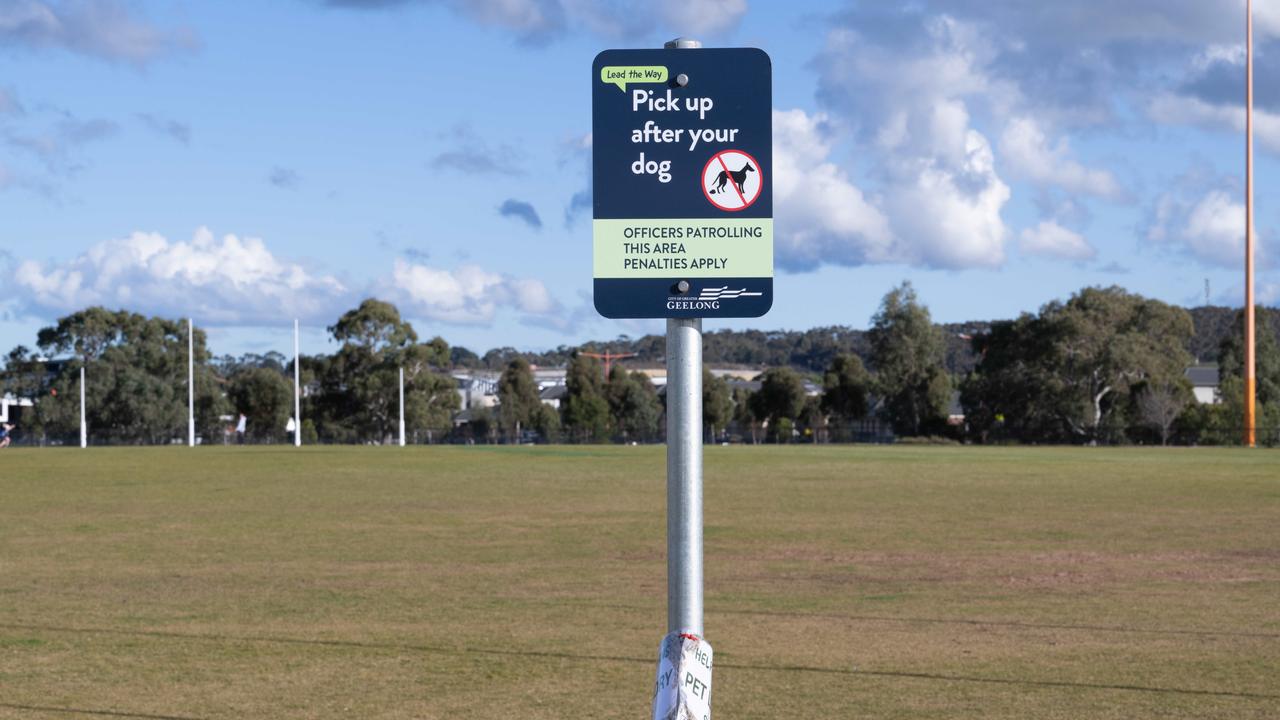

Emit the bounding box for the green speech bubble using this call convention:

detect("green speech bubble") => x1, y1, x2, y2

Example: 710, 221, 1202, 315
600, 65, 668, 92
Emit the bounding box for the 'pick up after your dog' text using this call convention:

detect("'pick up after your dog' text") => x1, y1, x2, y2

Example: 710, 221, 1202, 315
628, 89, 738, 184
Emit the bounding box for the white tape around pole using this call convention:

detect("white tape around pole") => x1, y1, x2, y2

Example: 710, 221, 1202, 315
652, 632, 713, 720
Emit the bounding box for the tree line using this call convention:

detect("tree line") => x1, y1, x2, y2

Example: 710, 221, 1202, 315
2, 285, 1277, 446
1, 302, 461, 445
960, 287, 1279, 445
465, 307, 1266, 377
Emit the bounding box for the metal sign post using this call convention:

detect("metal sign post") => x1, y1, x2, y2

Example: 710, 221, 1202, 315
666, 321, 704, 641
592, 37, 772, 720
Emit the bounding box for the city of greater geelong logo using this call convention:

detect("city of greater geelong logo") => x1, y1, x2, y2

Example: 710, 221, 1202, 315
667, 285, 764, 311
697, 286, 763, 301
702, 149, 763, 212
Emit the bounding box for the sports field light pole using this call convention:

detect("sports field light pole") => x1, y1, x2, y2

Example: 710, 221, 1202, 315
398, 366, 406, 447
79, 365, 87, 449
1245, 0, 1258, 447
294, 319, 302, 448
188, 318, 196, 448
664, 33, 705, 657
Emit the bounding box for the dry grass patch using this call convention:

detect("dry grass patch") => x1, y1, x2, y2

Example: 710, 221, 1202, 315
0, 445, 1276, 718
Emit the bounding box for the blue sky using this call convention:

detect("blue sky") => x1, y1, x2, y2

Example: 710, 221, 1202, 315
1, 0, 1277, 359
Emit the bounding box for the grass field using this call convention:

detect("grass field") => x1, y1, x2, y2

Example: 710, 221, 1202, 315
0, 445, 1277, 719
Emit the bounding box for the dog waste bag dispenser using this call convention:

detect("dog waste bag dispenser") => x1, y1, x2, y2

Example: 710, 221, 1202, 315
592, 48, 773, 319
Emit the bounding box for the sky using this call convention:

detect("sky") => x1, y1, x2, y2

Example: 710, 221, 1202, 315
1, 0, 1278, 359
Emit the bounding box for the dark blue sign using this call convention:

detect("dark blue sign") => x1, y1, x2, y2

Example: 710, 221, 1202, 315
592, 48, 773, 319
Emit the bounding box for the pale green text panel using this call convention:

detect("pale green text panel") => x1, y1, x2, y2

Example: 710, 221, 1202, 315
594, 219, 773, 279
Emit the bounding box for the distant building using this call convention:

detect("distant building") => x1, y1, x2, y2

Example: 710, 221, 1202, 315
539, 384, 567, 409
631, 367, 668, 388
453, 372, 499, 410
1185, 365, 1220, 405
1, 394, 34, 424
947, 391, 965, 425
532, 367, 567, 386
451, 407, 483, 429
634, 366, 767, 389
710, 368, 765, 381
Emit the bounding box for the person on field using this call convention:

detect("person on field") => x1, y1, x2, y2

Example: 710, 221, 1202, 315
236, 413, 247, 445
0, 422, 14, 449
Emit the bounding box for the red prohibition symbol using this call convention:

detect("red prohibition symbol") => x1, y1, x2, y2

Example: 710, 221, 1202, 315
702, 149, 763, 212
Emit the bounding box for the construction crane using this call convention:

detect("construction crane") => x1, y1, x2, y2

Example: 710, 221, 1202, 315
581, 350, 638, 379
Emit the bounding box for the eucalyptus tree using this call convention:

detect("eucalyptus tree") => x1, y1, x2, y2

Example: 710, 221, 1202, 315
868, 282, 950, 436
963, 287, 1194, 443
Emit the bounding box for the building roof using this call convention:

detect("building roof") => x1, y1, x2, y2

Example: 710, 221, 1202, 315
452, 407, 489, 425
1185, 365, 1219, 387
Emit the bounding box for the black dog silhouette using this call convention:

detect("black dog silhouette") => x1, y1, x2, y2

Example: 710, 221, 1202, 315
708, 162, 755, 197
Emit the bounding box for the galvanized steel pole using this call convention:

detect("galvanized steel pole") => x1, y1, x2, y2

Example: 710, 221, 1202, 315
666, 317, 703, 636
664, 36, 704, 639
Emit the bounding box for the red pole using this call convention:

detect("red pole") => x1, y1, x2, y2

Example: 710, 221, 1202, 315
1245, 0, 1257, 447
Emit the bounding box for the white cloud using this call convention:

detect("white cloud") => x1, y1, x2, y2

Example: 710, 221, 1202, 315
1019, 221, 1096, 261
657, 0, 746, 36
817, 18, 1009, 135
390, 259, 561, 325
881, 127, 1010, 269
772, 109, 893, 270
330, 0, 746, 41
1147, 189, 1249, 267
1148, 92, 1280, 154
806, 2, 1280, 275
6, 228, 570, 331
456, 0, 558, 38
1000, 116, 1124, 199
804, 16, 1014, 270
1261, 4, 1280, 40
1184, 191, 1247, 265
10, 227, 348, 324
0, 0, 196, 64
1192, 43, 1246, 70
772, 103, 1009, 271
863, 1, 1274, 55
